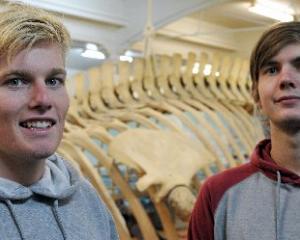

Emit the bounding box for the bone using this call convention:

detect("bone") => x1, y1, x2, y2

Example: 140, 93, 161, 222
108, 128, 214, 219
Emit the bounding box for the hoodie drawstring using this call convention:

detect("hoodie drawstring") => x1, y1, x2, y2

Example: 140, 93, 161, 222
52, 200, 67, 240
4, 199, 67, 240
275, 171, 281, 240
5, 200, 25, 240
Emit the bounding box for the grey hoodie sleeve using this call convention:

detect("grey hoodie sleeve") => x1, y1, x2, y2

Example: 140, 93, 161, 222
106, 204, 120, 240
81, 179, 120, 240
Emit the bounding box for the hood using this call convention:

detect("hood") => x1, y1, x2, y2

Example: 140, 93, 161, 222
251, 139, 300, 186
0, 154, 80, 200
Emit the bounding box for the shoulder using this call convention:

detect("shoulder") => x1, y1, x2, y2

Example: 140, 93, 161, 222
52, 154, 119, 239
202, 162, 257, 212
51, 154, 109, 213
74, 174, 107, 211
205, 162, 257, 193
188, 163, 258, 240
69, 168, 119, 239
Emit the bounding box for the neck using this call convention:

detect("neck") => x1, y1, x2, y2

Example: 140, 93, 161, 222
0, 156, 45, 186
270, 124, 300, 175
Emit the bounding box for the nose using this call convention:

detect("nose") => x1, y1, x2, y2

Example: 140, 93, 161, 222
279, 80, 295, 90
29, 82, 52, 113
278, 65, 296, 90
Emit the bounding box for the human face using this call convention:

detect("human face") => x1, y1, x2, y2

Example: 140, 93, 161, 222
258, 43, 300, 132
0, 42, 69, 164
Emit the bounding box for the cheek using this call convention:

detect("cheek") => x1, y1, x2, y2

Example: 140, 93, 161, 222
57, 92, 69, 118
256, 83, 263, 104
257, 82, 268, 111
0, 96, 21, 119
0, 101, 20, 139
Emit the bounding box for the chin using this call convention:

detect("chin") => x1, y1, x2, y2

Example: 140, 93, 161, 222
20, 149, 55, 162
32, 150, 56, 160
26, 142, 59, 161
275, 118, 300, 135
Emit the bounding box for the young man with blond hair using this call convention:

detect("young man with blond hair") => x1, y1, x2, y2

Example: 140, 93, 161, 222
0, 2, 118, 239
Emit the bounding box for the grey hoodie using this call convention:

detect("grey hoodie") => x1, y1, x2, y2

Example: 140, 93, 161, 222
0, 154, 119, 240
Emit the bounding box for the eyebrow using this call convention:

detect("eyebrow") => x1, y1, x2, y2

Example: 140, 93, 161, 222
0, 68, 66, 78
290, 57, 300, 65
264, 56, 300, 67
0, 70, 30, 79
262, 60, 278, 68
48, 68, 67, 76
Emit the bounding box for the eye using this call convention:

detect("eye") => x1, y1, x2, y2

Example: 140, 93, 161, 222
267, 66, 277, 75
293, 60, 300, 70
5, 78, 28, 88
262, 65, 279, 76
46, 77, 65, 88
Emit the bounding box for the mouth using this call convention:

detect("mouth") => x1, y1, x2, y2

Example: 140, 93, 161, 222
20, 119, 56, 129
275, 96, 300, 103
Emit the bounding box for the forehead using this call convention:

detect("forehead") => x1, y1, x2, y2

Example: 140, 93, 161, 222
0, 42, 65, 74
270, 43, 300, 62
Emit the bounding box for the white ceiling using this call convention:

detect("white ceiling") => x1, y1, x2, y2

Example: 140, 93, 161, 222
13, 0, 300, 71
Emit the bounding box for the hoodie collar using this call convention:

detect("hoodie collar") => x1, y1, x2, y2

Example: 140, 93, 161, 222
251, 139, 300, 185
0, 154, 79, 200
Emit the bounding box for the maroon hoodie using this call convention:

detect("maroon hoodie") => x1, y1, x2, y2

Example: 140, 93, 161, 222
188, 139, 300, 240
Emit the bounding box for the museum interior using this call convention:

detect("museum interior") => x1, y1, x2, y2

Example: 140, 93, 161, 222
9, 0, 300, 239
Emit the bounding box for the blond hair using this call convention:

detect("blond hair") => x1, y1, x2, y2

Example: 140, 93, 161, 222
0, 1, 71, 62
